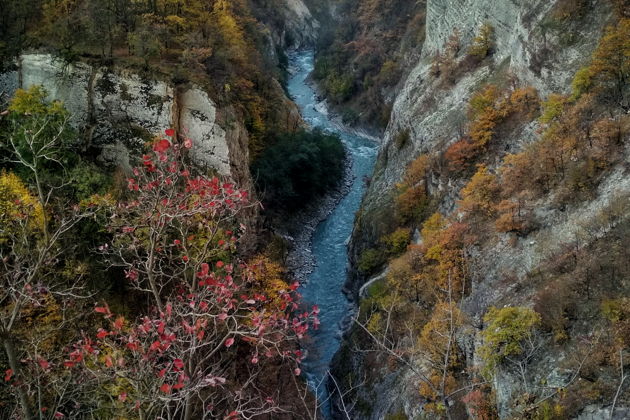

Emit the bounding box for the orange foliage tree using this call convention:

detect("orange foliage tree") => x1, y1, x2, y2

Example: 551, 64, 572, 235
459, 165, 500, 220
395, 154, 432, 223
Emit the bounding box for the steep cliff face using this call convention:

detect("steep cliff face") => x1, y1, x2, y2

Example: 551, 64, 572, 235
278, 0, 320, 47
312, 0, 426, 131
361, 0, 609, 228
0, 0, 317, 187
335, 1, 629, 419
1, 54, 245, 180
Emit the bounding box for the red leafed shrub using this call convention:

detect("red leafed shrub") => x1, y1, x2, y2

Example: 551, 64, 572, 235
59, 266, 318, 419
444, 138, 482, 174
16, 136, 318, 419
461, 386, 498, 419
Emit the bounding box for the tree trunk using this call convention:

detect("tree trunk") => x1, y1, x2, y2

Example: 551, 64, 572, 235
3, 337, 34, 420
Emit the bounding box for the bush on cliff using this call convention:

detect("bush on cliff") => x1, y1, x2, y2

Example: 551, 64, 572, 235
252, 129, 345, 211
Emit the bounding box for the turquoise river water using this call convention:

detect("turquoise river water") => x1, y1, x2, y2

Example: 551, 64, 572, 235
287, 50, 378, 414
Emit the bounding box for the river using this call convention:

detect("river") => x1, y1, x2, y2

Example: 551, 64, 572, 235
287, 51, 378, 416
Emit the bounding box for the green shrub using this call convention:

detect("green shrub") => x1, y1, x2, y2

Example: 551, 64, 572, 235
532, 400, 565, 420
601, 298, 630, 322
468, 23, 494, 59
326, 73, 355, 103
394, 129, 411, 149
382, 228, 411, 257
252, 129, 345, 211
378, 61, 401, 86
479, 306, 542, 376
539, 94, 567, 124
358, 248, 386, 275
571, 66, 595, 100
68, 160, 112, 202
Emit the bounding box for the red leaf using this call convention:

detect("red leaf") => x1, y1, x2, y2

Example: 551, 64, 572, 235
160, 383, 171, 394
96, 329, 108, 339
38, 359, 50, 370
157, 368, 167, 378
95, 304, 111, 317
165, 128, 175, 137
126, 341, 139, 351
225, 410, 239, 420
173, 359, 184, 371
118, 392, 127, 402
196, 263, 209, 278
224, 337, 235, 347
113, 316, 125, 331
104, 355, 113, 368
172, 381, 184, 390
149, 341, 162, 352
4, 369, 13, 381
183, 138, 193, 149
153, 139, 171, 153
125, 269, 138, 282
54, 412, 65, 419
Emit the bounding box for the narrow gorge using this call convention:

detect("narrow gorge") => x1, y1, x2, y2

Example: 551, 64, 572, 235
0, 0, 629, 419
286, 51, 377, 412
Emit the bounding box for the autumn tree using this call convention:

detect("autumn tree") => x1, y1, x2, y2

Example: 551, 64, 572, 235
468, 23, 494, 59
100, 131, 249, 312
418, 301, 465, 417
590, 18, 630, 108
444, 138, 480, 174
0, 87, 98, 419
387, 246, 429, 304
459, 165, 500, 220
468, 85, 504, 146
2, 86, 76, 240
87, 136, 315, 418
494, 194, 532, 235
466, 85, 539, 151
395, 154, 431, 223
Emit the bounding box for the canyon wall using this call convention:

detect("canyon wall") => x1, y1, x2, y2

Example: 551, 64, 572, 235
2, 54, 240, 179
336, 0, 629, 418
362, 0, 609, 221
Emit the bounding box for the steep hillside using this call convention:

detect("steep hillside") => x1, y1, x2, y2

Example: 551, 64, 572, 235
313, 0, 427, 131
331, 0, 630, 418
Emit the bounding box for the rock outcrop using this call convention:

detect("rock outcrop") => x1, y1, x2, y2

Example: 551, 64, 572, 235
362, 0, 610, 221
1, 54, 244, 182
280, 0, 320, 47
0, 0, 319, 184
